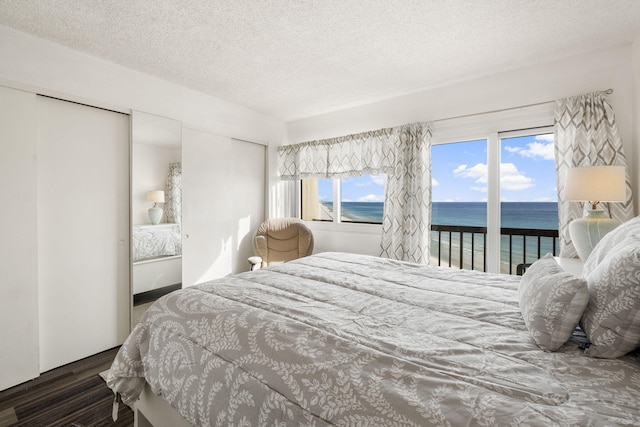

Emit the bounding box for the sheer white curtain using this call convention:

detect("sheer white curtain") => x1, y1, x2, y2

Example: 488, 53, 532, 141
165, 162, 182, 224
380, 123, 432, 264
554, 91, 634, 257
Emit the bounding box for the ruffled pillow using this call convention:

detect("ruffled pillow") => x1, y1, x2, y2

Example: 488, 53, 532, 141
581, 235, 640, 358
518, 254, 588, 351
583, 215, 640, 277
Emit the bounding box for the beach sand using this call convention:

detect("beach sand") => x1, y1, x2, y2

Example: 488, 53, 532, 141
318, 202, 333, 220
317, 202, 357, 222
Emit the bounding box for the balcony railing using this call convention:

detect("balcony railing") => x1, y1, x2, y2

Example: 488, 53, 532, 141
430, 224, 559, 275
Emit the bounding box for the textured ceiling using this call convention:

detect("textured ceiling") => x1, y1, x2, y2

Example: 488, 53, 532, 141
1, 1, 640, 120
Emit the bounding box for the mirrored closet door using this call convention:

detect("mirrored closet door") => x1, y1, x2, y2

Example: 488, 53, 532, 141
131, 111, 182, 328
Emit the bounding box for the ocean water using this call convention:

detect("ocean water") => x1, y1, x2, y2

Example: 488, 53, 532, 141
325, 201, 558, 229
322, 201, 559, 272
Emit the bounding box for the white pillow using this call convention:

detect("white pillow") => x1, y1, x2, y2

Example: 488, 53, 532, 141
583, 215, 640, 277
581, 234, 640, 358
518, 254, 589, 352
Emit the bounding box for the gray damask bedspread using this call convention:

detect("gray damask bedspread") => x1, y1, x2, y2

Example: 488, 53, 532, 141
108, 252, 640, 426
132, 223, 182, 262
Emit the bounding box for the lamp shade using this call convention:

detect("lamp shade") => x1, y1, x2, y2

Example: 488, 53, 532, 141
565, 165, 626, 260
147, 190, 165, 203
564, 166, 625, 203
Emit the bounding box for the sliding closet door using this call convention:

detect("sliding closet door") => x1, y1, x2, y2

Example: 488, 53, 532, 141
182, 129, 265, 287
37, 96, 130, 372
0, 86, 39, 390
229, 138, 267, 273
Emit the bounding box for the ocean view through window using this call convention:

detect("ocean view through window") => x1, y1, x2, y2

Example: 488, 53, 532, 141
430, 130, 558, 273
301, 174, 385, 223
300, 128, 557, 274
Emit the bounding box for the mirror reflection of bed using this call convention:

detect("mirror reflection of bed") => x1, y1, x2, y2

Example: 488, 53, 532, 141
131, 111, 182, 327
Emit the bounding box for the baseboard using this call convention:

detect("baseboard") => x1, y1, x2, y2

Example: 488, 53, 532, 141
134, 284, 181, 306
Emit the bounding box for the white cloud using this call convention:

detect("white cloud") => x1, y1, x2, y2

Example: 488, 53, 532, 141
453, 163, 487, 183
535, 134, 554, 142
355, 175, 385, 186
453, 164, 468, 174
358, 194, 384, 202
370, 175, 385, 185
453, 162, 534, 192
504, 141, 554, 160
500, 163, 534, 190
432, 178, 439, 186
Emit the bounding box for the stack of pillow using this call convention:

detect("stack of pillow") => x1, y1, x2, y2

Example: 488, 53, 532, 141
518, 215, 640, 357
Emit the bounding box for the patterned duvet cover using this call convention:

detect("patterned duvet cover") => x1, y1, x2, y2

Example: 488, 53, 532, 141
108, 252, 640, 426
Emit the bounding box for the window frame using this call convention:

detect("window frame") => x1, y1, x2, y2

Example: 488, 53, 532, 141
432, 124, 555, 272
299, 174, 386, 225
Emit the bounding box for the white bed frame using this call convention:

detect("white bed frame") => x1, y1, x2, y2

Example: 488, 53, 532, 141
135, 383, 191, 427
133, 255, 182, 295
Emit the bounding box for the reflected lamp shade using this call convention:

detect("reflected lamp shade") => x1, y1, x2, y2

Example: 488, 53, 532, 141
564, 166, 625, 260
147, 190, 165, 225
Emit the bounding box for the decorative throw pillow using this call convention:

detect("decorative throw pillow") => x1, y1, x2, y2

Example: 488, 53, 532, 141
583, 215, 640, 277
518, 254, 589, 352
580, 234, 640, 358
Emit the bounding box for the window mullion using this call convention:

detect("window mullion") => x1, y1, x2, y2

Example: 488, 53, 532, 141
486, 132, 501, 273
333, 178, 341, 223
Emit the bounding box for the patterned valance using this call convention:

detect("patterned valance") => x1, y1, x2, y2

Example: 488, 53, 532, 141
278, 128, 395, 180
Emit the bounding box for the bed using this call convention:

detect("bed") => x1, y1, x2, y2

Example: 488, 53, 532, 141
108, 241, 640, 425
132, 223, 182, 262
132, 223, 182, 296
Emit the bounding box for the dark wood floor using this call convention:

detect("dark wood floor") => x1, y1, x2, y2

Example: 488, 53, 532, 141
0, 347, 134, 427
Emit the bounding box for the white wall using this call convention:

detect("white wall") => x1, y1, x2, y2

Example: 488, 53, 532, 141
0, 25, 285, 144
133, 144, 181, 225
286, 45, 639, 254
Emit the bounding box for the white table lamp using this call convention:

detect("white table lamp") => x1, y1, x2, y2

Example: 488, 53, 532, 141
564, 165, 625, 260
147, 190, 165, 225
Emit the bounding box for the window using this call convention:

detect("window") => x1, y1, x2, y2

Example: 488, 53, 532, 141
499, 131, 558, 274
301, 178, 333, 221
431, 127, 558, 274
431, 139, 488, 270
301, 174, 385, 224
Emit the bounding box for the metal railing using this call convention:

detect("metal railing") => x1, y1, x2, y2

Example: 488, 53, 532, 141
430, 224, 559, 275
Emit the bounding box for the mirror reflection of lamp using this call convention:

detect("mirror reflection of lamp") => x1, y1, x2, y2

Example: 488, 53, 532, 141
147, 190, 165, 225
564, 165, 626, 260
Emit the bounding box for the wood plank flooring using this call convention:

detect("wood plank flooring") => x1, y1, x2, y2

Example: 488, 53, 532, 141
0, 347, 133, 427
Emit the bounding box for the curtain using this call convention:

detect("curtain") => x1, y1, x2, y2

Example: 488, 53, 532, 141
380, 123, 432, 264
278, 128, 395, 179
164, 162, 182, 224
554, 91, 634, 257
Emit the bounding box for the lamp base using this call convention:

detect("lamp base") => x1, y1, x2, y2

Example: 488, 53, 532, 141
569, 209, 620, 260
148, 207, 163, 225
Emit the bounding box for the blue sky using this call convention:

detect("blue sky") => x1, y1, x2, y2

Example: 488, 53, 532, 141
433, 134, 557, 202
318, 133, 557, 203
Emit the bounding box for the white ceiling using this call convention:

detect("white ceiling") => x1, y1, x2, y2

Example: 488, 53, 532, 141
1, 1, 640, 121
